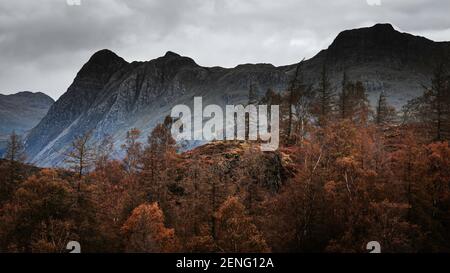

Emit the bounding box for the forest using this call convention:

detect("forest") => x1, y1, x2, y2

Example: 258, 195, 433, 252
0, 62, 449, 253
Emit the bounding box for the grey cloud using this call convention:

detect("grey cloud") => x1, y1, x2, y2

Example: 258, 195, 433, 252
0, 0, 449, 99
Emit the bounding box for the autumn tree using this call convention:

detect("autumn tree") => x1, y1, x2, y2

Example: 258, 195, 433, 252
30, 219, 78, 253
4, 131, 26, 162
267, 141, 330, 252
215, 196, 270, 253
205, 161, 230, 241
89, 160, 132, 252
141, 117, 177, 202
64, 131, 96, 179
0, 169, 76, 251
176, 161, 215, 251
1, 132, 26, 202
121, 203, 179, 252
417, 142, 450, 250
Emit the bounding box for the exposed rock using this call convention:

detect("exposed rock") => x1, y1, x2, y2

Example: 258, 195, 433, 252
24, 24, 450, 166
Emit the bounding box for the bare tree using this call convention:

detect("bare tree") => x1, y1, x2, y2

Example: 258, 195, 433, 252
5, 131, 26, 162
64, 131, 96, 179
0, 131, 26, 202
286, 61, 303, 138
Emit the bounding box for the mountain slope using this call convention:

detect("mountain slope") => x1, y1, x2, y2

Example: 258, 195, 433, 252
0, 91, 54, 135
25, 51, 288, 166
0, 91, 54, 156
25, 24, 450, 167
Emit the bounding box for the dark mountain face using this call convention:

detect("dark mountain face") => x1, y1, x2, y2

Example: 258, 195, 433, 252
298, 23, 450, 106
24, 24, 450, 166
326, 23, 445, 68
0, 91, 54, 156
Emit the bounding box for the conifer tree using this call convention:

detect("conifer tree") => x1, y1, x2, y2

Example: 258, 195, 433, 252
376, 91, 397, 127
403, 62, 450, 141
315, 65, 335, 126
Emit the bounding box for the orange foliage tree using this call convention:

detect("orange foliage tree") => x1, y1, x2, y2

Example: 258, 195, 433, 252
215, 196, 270, 253
121, 202, 179, 253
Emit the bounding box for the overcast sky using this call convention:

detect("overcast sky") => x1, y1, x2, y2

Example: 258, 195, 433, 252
1, 0, 449, 99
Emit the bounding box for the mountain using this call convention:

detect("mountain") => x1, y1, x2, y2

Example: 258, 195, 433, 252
298, 23, 450, 105
24, 23, 450, 167
0, 91, 54, 156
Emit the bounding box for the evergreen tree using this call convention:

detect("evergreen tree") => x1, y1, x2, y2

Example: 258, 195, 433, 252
315, 65, 335, 126
338, 81, 370, 123
403, 62, 450, 141
248, 82, 259, 105
376, 91, 397, 127
338, 72, 349, 119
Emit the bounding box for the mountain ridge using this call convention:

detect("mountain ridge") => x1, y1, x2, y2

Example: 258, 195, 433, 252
24, 23, 450, 166
0, 91, 54, 156
0, 91, 54, 135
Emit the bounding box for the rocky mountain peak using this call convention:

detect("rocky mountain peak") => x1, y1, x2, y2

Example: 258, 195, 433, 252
154, 51, 198, 69
88, 49, 126, 65
319, 23, 445, 71
77, 49, 128, 78
329, 23, 406, 52
163, 51, 181, 58
371, 23, 396, 32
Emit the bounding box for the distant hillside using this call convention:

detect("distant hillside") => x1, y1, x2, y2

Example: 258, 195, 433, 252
0, 92, 54, 156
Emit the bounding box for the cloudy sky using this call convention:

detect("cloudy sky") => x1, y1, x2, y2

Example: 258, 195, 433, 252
1, 0, 449, 99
